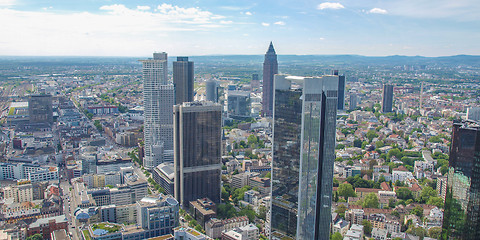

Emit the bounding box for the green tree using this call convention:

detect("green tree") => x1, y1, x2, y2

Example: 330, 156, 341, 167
427, 197, 444, 208
396, 188, 413, 200
331, 232, 343, 240
411, 206, 423, 217
419, 186, 437, 203
353, 139, 362, 148
428, 226, 442, 239
238, 205, 256, 222
387, 148, 403, 160
338, 183, 356, 199
362, 220, 373, 235
217, 203, 237, 219
363, 192, 379, 208
335, 204, 348, 219
375, 140, 385, 149
336, 144, 345, 150
26, 234, 43, 240
366, 130, 378, 142
265, 172, 271, 179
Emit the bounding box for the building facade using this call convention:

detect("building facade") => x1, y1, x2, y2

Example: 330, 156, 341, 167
174, 102, 222, 207
442, 121, 480, 239
261, 42, 278, 117
141, 52, 174, 170
270, 75, 338, 239
173, 57, 194, 104
381, 84, 394, 113
28, 94, 53, 124
206, 80, 218, 103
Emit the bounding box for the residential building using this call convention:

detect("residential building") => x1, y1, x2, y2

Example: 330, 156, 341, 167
26, 215, 68, 240
173, 57, 194, 104
270, 75, 339, 239
261, 42, 278, 117
174, 102, 222, 207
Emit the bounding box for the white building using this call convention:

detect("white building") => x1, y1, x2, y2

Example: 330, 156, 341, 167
141, 52, 175, 170
467, 107, 480, 121
392, 170, 414, 182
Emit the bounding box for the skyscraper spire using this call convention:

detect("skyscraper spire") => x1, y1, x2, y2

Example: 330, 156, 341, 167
262, 42, 278, 117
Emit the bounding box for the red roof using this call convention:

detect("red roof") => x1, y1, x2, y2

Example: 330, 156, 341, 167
380, 182, 392, 191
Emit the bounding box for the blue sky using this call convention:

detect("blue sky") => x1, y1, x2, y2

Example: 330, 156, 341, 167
0, 0, 479, 56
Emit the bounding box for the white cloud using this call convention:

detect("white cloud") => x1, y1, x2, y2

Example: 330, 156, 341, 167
0, 0, 15, 6
137, 6, 151, 11
261, 22, 270, 27
0, 4, 230, 56
369, 8, 388, 14
220, 20, 233, 24
320, 37, 325, 40
317, 2, 345, 10
245, 11, 252, 15
274, 21, 286, 25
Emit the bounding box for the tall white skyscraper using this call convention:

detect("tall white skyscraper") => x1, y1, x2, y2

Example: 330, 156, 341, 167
141, 52, 175, 170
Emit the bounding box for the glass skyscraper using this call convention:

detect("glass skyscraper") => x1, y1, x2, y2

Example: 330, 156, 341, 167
381, 84, 394, 113
270, 75, 339, 240
442, 121, 480, 240
262, 42, 278, 117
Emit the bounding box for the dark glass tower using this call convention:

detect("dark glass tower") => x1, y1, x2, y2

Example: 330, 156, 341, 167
271, 75, 338, 240
381, 84, 394, 113
441, 121, 480, 240
331, 70, 345, 110
173, 102, 222, 208
173, 57, 194, 104
262, 42, 278, 117
28, 94, 53, 124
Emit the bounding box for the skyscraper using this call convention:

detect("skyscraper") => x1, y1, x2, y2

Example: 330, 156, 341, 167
349, 93, 360, 111
381, 84, 394, 113
141, 52, 175, 170
442, 121, 480, 240
28, 94, 53, 124
173, 57, 194, 104
174, 101, 222, 208
205, 80, 218, 103
262, 42, 278, 117
270, 74, 338, 240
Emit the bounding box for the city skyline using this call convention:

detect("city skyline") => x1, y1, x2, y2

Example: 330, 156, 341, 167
0, 0, 479, 57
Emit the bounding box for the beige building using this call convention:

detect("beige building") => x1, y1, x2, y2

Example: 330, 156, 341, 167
3, 184, 34, 203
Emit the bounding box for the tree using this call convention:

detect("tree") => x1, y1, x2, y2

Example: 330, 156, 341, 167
366, 130, 378, 142
419, 186, 437, 203
411, 206, 423, 217
353, 139, 362, 148
335, 204, 348, 219
427, 197, 444, 208
338, 183, 356, 199
238, 205, 256, 222
362, 220, 373, 235
217, 203, 237, 219
387, 148, 403, 160
336, 144, 345, 150
26, 234, 43, 240
265, 172, 271, 179
396, 188, 413, 200
428, 226, 442, 239
375, 140, 385, 149
331, 232, 343, 240
363, 192, 379, 208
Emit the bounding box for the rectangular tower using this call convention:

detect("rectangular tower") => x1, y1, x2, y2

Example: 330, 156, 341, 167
174, 102, 222, 208
332, 70, 345, 110
271, 75, 338, 240
28, 94, 53, 124
173, 57, 194, 104
381, 84, 394, 113
140, 53, 174, 170
442, 121, 480, 240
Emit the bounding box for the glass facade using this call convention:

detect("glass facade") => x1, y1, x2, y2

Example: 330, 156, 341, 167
174, 102, 222, 208
442, 122, 480, 240
271, 76, 338, 240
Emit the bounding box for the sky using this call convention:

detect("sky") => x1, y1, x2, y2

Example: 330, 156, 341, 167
0, 0, 479, 57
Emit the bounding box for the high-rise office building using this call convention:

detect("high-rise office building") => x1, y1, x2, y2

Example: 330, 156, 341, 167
251, 74, 260, 88
331, 70, 345, 110
442, 121, 480, 240
349, 94, 360, 111
270, 75, 338, 240
173, 57, 194, 104
227, 91, 251, 119
262, 42, 278, 117
174, 102, 222, 208
381, 84, 394, 113
206, 80, 218, 103
28, 94, 53, 124
136, 194, 179, 238
140, 52, 175, 170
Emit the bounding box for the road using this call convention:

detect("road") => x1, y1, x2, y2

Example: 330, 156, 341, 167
60, 178, 81, 240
